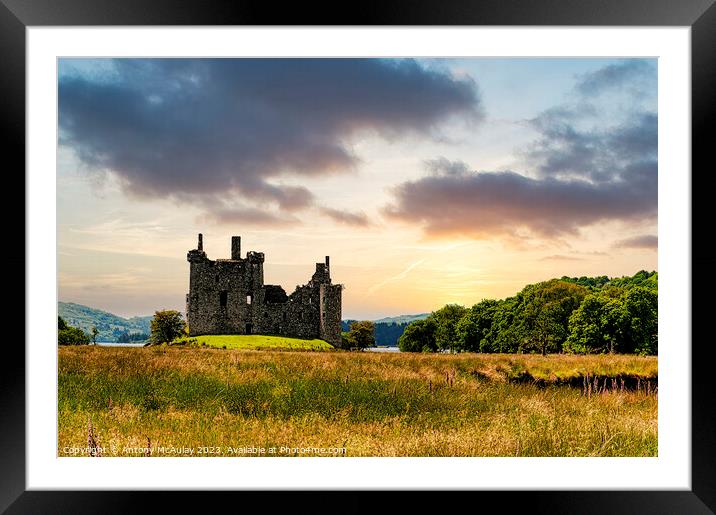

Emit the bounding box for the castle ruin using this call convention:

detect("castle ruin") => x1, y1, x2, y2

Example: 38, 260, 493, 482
186, 234, 343, 346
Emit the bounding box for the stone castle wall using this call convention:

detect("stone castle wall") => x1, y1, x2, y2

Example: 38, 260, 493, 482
186, 234, 342, 346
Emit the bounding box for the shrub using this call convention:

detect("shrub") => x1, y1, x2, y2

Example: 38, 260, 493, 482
58, 327, 90, 345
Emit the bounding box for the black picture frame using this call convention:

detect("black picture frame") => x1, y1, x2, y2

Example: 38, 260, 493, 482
3, 1, 714, 513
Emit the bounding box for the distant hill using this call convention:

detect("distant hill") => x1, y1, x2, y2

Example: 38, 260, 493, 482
58, 302, 153, 343
373, 313, 430, 324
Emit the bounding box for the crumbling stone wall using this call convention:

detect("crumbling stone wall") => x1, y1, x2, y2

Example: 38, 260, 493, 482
186, 234, 342, 346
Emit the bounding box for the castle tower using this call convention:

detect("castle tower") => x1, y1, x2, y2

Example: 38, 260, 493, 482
319, 282, 343, 346
314, 256, 342, 346
231, 236, 241, 260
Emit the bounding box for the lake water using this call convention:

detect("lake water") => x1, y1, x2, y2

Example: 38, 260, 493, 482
365, 346, 400, 353
96, 342, 146, 347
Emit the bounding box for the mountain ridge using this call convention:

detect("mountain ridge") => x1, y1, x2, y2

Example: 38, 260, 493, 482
58, 302, 153, 342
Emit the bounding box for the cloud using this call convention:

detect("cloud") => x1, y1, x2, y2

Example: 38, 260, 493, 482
526, 110, 657, 183
383, 164, 656, 239
575, 59, 656, 96
59, 58, 481, 225
383, 61, 657, 242
613, 235, 658, 250
319, 207, 371, 227
199, 207, 300, 227
423, 156, 470, 176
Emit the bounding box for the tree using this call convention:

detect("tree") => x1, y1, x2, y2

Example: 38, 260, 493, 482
91, 326, 99, 345
532, 302, 565, 355
430, 304, 467, 353
491, 297, 525, 353
600, 297, 629, 353
58, 316, 68, 330
623, 286, 658, 355
455, 313, 477, 353
456, 299, 499, 352
398, 318, 437, 352
565, 294, 607, 354
58, 326, 90, 345
150, 310, 186, 344
344, 320, 375, 349
521, 280, 588, 354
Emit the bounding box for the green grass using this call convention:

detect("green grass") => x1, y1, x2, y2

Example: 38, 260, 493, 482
58, 347, 657, 457
172, 334, 334, 351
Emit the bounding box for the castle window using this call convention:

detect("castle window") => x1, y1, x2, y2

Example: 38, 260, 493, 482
219, 291, 227, 307
282, 312, 287, 322
298, 311, 303, 321
246, 294, 253, 305
215, 275, 219, 283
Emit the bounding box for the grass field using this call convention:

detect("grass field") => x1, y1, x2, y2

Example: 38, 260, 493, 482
172, 334, 334, 351
58, 346, 657, 457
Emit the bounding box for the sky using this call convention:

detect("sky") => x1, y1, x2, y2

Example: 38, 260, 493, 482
57, 58, 658, 320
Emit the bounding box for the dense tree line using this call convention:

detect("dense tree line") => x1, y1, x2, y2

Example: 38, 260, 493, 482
342, 320, 410, 346
117, 331, 150, 343
398, 271, 657, 355
373, 322, 410, 346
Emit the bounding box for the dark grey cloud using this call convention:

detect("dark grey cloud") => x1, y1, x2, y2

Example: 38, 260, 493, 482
319, 207, 372, 227
383, 162, 656, 239
423, 156, 470, 176
613, 235, 658, 250
526, 109, 657, 183
575, 59, 656, 96
59, 58, 481, 224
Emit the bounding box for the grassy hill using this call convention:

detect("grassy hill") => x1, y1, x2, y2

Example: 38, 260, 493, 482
172, 334, 333, 351
58, 302, 152, 342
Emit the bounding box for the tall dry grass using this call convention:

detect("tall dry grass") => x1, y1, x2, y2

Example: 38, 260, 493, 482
58, 346, 657, 457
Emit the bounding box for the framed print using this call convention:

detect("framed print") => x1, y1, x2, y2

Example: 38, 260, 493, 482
4, 0, 715, 512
